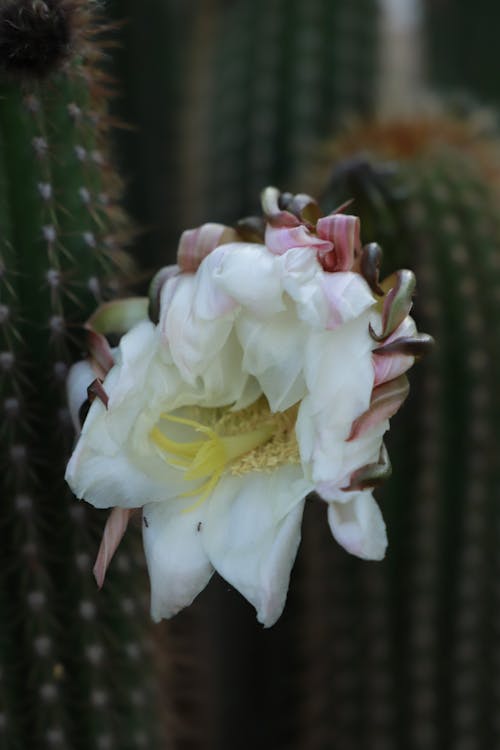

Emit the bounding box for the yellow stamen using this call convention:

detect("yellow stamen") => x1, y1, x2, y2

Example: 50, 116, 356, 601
150, 398, 299, 511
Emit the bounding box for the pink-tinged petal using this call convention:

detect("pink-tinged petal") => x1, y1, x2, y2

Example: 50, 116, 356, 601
316, 214, 360, 272
372, 351, 414, 386
93, 507, 136, 588
177, 223, 239, 272
327, 491, 387, 560
348, 374, 410, 441
372, 321, 433, 385
321, 272, 376, 329
86, 329, 114, 376
265, 223, 331, 256
261, 186, 300, 227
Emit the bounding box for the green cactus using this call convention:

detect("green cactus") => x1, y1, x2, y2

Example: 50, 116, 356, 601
0, 3, 166, 748
107, 0, 380, 267
424, 0, 500, 107
290, 117, 500, 748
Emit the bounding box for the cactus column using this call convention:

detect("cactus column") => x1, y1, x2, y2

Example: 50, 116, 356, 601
0, 3, 167, 749
297, 118, 500, 749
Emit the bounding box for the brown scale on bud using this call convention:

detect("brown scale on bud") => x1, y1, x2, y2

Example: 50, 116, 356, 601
0, 1, 78, 78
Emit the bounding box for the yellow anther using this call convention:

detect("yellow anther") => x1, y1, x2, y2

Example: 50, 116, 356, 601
150, 399, 300, 511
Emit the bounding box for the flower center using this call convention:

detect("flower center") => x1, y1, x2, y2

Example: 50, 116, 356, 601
150, 397, 299, 510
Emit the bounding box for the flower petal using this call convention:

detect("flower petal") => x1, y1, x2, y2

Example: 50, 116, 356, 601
265, 224, 331, 256
327, 490, 387, 560
201, 467, 312, 627
142, 501, 214, 621
316, 214, 360, 272
236, 306, 308, 411
160, 274, 236, 385
279, 249, 375, 330
213, 243, 285, 316
93, 507, 136, 588
67, 359, 98, 433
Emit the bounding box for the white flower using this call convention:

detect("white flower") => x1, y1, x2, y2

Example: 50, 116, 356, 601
66, 189, 431, 627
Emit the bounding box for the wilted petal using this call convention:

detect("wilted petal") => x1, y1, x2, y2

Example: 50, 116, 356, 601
202, 467, 313, 627
265, 223, 331, 256
316, 214, 360, 272
372, 316, 417, 385
142, 501, 214, 621
348, 375, 410, 441
327, 490, 387, 560
94, 507, 136, 588
370, 270, 416, 342
177, 223, 239, 272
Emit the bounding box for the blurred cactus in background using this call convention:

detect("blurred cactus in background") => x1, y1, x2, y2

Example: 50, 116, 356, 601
296, 116, 500, 749
108, 0, 380, 268
0, 2, 166, 748
424, 0, 500, 107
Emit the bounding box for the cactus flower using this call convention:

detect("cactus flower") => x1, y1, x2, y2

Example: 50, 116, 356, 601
65, 188, 432, 627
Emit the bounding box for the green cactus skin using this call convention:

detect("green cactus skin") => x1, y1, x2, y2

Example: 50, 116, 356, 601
179, 0, 380, 228
106, 0, 380, 270
0, 4, 166, 749
424, 0, 500, 107
296, 119, 500, 749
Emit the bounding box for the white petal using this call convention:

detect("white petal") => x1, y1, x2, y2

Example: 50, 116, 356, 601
193, 246, 240, 319
296, 312, 376, 486
201, 467, 312, 627
213, 243, 285, 316
66, 322, 207, 509
279, 248, 375, 329
66, 439, 190, 509
67, 360, 97, 434
160, 274, 235, 385
236, 306, 307, 411
142, 501, 214, 621
327, 491, 387, 560
314, 421, 388, 500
